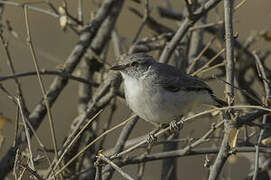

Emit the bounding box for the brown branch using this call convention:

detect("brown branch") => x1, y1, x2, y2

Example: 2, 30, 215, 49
159, 0, 222, 63
208, 0, 235, 179
0, 0, 118, 178
0, 70, 99, 87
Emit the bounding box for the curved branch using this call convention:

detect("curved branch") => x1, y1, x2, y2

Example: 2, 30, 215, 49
0, 70, 99, 87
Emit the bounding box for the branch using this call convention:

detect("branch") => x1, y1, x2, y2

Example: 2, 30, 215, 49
0, 0, 119, 178
0, 70, 99, 87
208, 0, 235, 179
124, 146, 271, 164
159, 0, 222, 63
102, 116, 139, 180
252, 52, 271, 180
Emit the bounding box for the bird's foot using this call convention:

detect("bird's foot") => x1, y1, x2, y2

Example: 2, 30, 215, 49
147, 131, 158, 144
168, 116, 184, 134
169, 120, 179, 133
147, 124, 164, 144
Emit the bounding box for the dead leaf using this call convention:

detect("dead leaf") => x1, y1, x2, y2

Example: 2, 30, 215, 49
58, 6, 68, 30
261, 137, 271, 146
228, 128, 239, 148
261, 31, 271, 41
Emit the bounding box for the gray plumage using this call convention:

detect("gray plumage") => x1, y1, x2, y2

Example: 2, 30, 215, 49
111, 53, 225, 126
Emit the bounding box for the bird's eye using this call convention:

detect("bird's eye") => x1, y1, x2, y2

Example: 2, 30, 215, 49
164, 86, 180, 92
130, 61, 138, 67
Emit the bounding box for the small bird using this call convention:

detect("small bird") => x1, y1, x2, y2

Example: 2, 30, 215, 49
111, 53, 226, 127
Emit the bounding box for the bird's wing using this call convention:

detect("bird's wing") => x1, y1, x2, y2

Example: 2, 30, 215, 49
153, 63, 213, 93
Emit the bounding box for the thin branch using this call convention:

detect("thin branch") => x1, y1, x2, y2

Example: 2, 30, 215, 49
0, 0, 117, 178
112, 105, 271, 159
51, 114, 135, 179
0, 28, 29, 149
124, 146, 271, 164
112, 29, 123, 56
98, 153, 135, 180
187, 36, 216, 74
252, 52, 271, 180
132, 0, 150, 43
78, 0, 83, 24
159, 0, 222, 63
0, 70, 99, 87
17, 97, 35, 171
24, 5, 58, 160
0, 0, 58, 18
208, 0, 235, 179
17, 163, 44, 180
192, 48, 225, 76
49, 110, 102, 178
102, 116, 139, 180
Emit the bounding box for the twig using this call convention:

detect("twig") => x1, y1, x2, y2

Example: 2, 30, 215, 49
98, 153, 135, 180
0, 70, 99, 87
0, 27, 29, 149
50, 115, 136, 179
62, 0, 125, 174
17, 162, 44, 180
112, 105, 271, 159
156, 6, 184, 21
0, 84, 17, 103
112, 29, 123, 56
102, 116, 139, 180
129, 7, 174, 35
76, 58, 98, 172
132, 0, 150, 43
208, 0, 234, 179
159, 0, 222, 63
24, 5, 58, 160
215, 76, 263, 106
187, 36, 216, 74
196, 61, 225, 75
161, 133, 178, 180
0, 1, 59, 18
252, 52, 271, 180
125, 146, 271, 164
12, 147, 19, 180
78, 0, 83, 24
17, 97, 35, 171
0, 0, 117, 178
0, 0, 80, 27
49, 110, 103, 178
188, 0, 208, 67
95, 159, 102, 180
192, 48, 225, 76
49, 71, 121, 179
98, 100, 117, 149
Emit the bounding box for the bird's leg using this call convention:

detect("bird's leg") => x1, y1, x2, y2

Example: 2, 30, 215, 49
147, 129, 159, 144
169, 115, 184, 134
147, 122, 164, 144
147, 116, 184, 143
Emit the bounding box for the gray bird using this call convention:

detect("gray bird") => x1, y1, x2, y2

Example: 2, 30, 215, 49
111, 53, 226, 127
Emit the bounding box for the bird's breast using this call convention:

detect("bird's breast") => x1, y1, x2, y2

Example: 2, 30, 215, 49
122, 75, 183, 124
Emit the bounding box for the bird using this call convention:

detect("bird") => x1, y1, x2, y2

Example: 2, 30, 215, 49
110, 53, 226, 127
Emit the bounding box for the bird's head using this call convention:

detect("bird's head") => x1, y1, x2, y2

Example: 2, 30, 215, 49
110, 53, 156, 78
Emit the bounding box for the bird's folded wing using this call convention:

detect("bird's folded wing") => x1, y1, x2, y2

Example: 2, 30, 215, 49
153, 63, 213, 93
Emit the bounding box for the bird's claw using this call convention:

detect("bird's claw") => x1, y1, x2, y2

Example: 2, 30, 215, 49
147, 132, 157, 144
169, 120, 179, 132
169, 118, 184, 134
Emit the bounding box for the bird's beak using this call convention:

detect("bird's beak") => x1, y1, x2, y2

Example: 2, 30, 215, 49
110, 64, 129, 71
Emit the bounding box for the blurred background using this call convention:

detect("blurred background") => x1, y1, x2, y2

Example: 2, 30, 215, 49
0, 0, 271, 179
